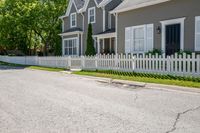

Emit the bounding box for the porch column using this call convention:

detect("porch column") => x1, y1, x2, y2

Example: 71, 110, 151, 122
103, 39, 105, 53
109, 38, 112, 53
80, 33, 83, 55
77, 33, 80, 56
62, 36, 64, 56
97, 38, 100, 54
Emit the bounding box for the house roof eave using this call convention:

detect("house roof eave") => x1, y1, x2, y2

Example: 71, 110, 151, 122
110, 0, 171, 14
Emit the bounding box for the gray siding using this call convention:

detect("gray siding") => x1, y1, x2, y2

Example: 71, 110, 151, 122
117, 0, 200, 53
105, 0, 122, 30
83, 0, 103, 54
63, 3, 83, 32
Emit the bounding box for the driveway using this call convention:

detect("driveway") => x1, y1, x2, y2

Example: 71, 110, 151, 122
0, 65, 200, 133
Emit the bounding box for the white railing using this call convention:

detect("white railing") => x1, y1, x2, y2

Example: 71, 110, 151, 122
0, 53, 199, 77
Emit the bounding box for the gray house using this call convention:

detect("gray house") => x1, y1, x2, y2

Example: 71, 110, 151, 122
60, 0, 200, 56
111, 0, 200, 55
59, 0, 122, 56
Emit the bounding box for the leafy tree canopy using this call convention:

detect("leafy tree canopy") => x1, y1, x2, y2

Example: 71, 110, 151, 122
0, 0, 67, 56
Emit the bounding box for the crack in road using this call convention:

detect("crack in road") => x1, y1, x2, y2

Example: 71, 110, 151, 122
134, 92, 138, 103
165, 106, 200, 133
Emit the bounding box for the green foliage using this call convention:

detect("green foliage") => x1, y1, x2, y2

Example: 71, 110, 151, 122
0, 0, 67, 56
85, 23, 96, 56
177, 50, 192, 56
145, 49, 162, 56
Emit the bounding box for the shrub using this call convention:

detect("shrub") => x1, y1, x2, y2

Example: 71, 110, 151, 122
145, 49, 162, 56
177, 50, 192, 56
85, 23, 96, 56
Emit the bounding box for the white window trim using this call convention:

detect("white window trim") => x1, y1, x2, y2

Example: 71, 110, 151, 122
62, 37, 79, 56
88, 7, 96, 24
195, 16, 200, 51
70, 13, 77, 28
160, 17, 185, 53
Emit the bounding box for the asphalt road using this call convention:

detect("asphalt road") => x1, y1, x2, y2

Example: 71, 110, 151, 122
0, 65, 200, 133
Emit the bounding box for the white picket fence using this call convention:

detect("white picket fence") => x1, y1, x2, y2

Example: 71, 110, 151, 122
0, 53, 200, 77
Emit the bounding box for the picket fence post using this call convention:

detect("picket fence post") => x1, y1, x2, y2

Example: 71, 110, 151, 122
132, 55, 135, 71
68, 56, 71, 68
81, 56, 85, 69
192, 53, 196, 75
95, 55, 98, 69
197, 54, 200, 74
115, 54, 118, 70
167, 55, 171, 74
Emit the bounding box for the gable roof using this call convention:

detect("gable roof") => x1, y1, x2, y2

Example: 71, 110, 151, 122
64, 0, 78, 17
96, 0, 104, 4
72, 0, 112, 13
79, 0, 110, 12
60, 0, 113, 18
74, 0, 85, 10
110, 0, 170, 14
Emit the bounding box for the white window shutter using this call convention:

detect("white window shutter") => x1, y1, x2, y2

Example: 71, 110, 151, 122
125, 27, 132, 53
195, 16, 200, 51
146, 24, 154, 52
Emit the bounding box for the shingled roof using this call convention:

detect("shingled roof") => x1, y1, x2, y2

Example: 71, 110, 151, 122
61, 0, 109, 18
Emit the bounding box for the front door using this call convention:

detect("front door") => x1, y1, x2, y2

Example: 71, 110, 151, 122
165, 24, 181, 55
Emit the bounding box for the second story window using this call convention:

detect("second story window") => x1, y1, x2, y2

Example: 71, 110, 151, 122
70, 13, 77, 28
88, 7, 96, 24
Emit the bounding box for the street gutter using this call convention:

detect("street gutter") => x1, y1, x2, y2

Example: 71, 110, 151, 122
69, 73, 200, 94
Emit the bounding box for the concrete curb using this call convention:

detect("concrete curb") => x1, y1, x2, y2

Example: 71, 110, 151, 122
145, 83, 200, 94
70, 74, 200, 94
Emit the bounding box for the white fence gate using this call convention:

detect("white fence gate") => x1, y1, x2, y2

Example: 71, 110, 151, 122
0, 53, 199, 77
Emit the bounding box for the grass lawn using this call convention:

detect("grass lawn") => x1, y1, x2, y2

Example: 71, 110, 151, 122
73, 71, 200, 88
0, 61, 27, 67
0, 61, 66, 72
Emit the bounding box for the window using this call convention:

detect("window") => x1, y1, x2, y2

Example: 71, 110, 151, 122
88, 7, 95, 24
70, 13, 76, 28
133, 26, 145, 52
125, 24, 154, 53
195, 16, 200, 51
64, 38, 78, 55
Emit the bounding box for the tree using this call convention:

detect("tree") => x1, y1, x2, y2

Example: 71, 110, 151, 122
0, 0, 67, 56
85, 23, 96, 56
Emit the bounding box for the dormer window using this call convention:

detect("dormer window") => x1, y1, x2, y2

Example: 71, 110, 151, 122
70, 13, 77, 28
88, 7, 96, 24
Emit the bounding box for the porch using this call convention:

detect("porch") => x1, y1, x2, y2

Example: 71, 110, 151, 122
93, 29, 116, 54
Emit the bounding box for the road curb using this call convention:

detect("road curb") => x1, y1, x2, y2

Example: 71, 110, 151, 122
145, 83, 200, 94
